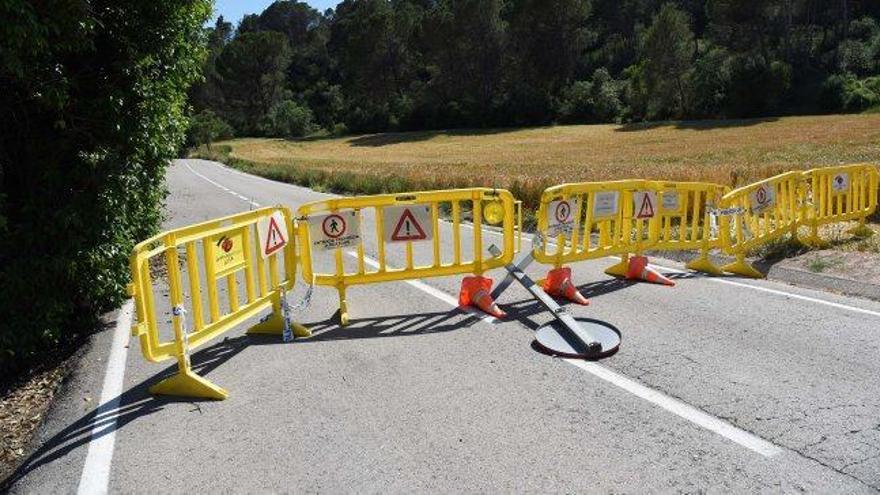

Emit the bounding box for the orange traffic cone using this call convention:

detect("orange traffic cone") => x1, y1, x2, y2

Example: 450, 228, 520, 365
626, 256, 675, 287
543, 267, 590, 305
459, 276, 507, 318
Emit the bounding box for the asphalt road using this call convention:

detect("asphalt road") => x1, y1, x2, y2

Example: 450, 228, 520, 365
8, 158, 880, 493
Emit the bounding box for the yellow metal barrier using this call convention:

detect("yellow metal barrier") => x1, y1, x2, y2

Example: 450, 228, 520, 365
717, 171, 804, 278
128, 206, 308, 400
297, 188, 517, 324
534, 180, 728, 275
718, 164, 878, 278
802, 164, 879, 245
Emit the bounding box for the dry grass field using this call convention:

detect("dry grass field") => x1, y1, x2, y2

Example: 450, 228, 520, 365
195, 114, 880, 219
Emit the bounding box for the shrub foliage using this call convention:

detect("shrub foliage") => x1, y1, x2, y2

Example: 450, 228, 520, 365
0, 1, 211, 375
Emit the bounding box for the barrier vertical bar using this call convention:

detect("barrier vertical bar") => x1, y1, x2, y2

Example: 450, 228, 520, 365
203, 238, 221, 323
452, 201, 462, 265
185, 242, 204, 331
376, 206, 387, 272
432, 202, 441, 268
473, 196, 483, 274
242, 227, 256, 303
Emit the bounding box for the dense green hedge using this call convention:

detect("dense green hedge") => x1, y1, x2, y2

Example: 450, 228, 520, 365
0, 1, 211, 377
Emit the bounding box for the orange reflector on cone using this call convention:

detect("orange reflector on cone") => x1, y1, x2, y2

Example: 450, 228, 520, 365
459, 276, 507, 318
543, 267, 590, 305
625, 256, 675, 287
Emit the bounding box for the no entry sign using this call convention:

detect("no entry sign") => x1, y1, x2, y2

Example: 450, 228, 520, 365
547, 198, 579, 237
749, 184, 776, 214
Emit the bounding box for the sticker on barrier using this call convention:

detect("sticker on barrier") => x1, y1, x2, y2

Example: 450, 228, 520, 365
592, 191, 619, 218
383, 204, 433, 243
749, 183, 776, 214
661, 191, 680, 213
257, 210, 288, 258
212, 230, 246, 277
310, 210, 361, 251
831, 172, 850, 194
633, 191, 657, 219
547, 199, 578, 236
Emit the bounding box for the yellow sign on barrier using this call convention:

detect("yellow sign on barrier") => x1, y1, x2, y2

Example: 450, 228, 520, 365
297, 188, 517, 325
534, 180, 728, 276
128, 206, 309, 400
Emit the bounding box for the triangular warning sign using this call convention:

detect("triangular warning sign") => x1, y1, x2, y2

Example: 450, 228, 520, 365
391, 208, 428, 241
636, 193, 655, 219
264, 215, 287, 256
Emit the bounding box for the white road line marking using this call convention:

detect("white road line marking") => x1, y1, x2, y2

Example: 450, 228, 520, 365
565, 359, 782, 458
77, 300, 134, 495
648, 260, 880, 318
183, 159, 787, 457
353, 251, 498, 324
184, 161, 261, 208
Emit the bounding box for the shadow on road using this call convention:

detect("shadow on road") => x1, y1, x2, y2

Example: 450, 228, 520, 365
2, 267, 700, 488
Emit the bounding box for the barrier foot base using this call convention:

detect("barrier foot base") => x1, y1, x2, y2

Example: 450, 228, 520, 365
149, 370, 228, 400
801, 236, 831, 249
685, 256, 724, 276
721, 260, 765, 279
247, 314, 311, 338
848, 224, 874, 238
604, 257, 629, 278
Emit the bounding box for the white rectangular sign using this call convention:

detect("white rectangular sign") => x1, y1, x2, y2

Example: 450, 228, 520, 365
309, 210, 361, 251
257, 210, 289, 258
661, 191, 680, 213
383, 204, 433, 243
592, 191, 619, 219
546, 198, 579, 237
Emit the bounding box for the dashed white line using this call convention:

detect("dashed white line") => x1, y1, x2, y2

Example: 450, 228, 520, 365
77, 300, 134, 495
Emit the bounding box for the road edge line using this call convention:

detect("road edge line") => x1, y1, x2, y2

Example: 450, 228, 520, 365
76, 300, 133, 495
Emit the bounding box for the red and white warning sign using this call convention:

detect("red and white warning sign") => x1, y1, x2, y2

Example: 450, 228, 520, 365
257, 210, 288, 258
383, 204, 433, 243
633, 191, 657, 219
831, 172, 850, 194
546, 199, 578, 237
749, 184, 776, 214
309, 210, 361, 251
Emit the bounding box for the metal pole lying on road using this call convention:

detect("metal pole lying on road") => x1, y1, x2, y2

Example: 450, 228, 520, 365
488, 244, 621, 359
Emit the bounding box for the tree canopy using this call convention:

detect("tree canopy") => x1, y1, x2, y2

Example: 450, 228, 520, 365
192, 0, 880, 137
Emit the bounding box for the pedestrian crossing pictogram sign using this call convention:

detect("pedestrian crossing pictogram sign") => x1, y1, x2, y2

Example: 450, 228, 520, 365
257, 210, 288, 258
383, 204, 433, 243
309, 210, 361, 251
633, 191, 657, 219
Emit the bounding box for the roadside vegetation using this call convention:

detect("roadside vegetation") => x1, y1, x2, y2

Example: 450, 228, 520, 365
192, 114, 880, 215
187, 1, 880, 147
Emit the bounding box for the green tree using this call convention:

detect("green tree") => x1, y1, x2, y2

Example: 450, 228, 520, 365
216, 31, 292, 134
640, 3, 695, 118
262, 100, 316, 137
0, 0, 210, 374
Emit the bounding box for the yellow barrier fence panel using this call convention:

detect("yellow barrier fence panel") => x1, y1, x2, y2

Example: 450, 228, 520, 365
535, 180, 727, 276
802, 164, 879, 246
296, 188, 516, 325
128, 206, 308, 400
718, 170, 804, 278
